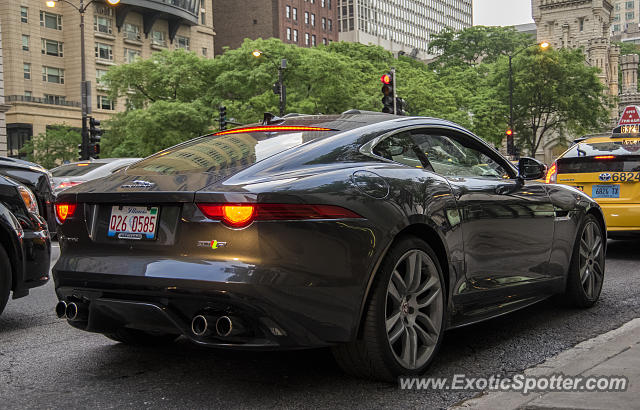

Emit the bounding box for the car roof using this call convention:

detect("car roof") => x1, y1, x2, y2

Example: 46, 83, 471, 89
0, 156, 47, 173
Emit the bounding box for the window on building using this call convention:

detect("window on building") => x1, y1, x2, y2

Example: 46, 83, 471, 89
41, 38, 63, 57
321, 0, 325, 7
97, 95, 114, 110
96, 69, 108, 86
312, 34, 316, 46
322, 17, 326, 30
20, 6, 28, 23
311, 13, 315, 27
23, 63, 31, 79
44, 94, 66, 105
176, 35, 190, 50
328, 0, 331, 9
24, 91, 32, 98
627, 11, 635, 19
95, 43, 113, 60
328, 19, 333, 31
579, 17, 585, 31
123, 23, 141, 41
286, 5, 291, 19
293, 7, 297, 21
124, 48, 141, 63
614, 24, 621, 31
305, 32, 309, 45
42, 66, 64, 83
305, 11, 309, 24
152, 31, 167, 47
22, 35, 29, 51
322, 37, 327, 45
7, 125, 32, 159
202, 47, 207, 56
40, 11, 62, 30
94, 15, 113, 34
615, 14, 621, 22
201, 8, 206, 24
293, 29, 298, 42
626, 1, 634, 10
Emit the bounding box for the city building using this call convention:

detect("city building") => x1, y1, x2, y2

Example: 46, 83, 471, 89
212, 0, 338, 56
337, 0, 472, 61
0, 20, 8, 156
0, 0, 215, 158
532, 0, 620, 162
612, 0, 639, 34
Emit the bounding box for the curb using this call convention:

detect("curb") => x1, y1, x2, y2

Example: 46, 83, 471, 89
450, 318, 640, 410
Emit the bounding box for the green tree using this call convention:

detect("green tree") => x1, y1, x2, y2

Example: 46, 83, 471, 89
101, 101, 213, 158
428, 26, 534, 67
20, 125, 81, 169
493, 48, 611, 156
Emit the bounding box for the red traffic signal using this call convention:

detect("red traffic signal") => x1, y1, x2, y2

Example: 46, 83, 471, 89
506, 129, 513, 136
380, 74, 392, 85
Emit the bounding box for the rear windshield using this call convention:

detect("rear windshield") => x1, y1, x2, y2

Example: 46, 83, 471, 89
51, 163, 105, 176
558, 141, 640, 173
127, 130, 337, 175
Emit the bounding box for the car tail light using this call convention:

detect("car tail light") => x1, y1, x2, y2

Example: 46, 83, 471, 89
196, 203, 362, 228
594, 155, 616, 160
545, 162, 557, 184
55, 203, 77, 224
17, 186, 39, 214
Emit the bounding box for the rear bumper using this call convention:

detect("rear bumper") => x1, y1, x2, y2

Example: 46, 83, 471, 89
53, 261, 365, 349
599, 203, 640, 230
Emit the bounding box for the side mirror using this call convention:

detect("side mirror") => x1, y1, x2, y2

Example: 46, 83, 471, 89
518, 157, 547, 180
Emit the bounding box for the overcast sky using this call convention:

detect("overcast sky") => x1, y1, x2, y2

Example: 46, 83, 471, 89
473, 0, 535, 27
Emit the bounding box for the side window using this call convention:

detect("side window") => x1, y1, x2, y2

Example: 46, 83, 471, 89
372, 132, 424, 168
412, 131, 511, 179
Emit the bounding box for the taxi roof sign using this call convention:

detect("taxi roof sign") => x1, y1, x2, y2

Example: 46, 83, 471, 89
618, 105, 640, 125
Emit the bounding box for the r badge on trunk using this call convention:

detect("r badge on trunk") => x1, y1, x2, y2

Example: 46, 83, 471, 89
197, 240, 227, 249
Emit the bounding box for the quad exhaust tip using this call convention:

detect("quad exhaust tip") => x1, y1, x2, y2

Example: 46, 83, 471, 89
65, 302, 79, 321
191, 315, 209, 336
55, 301, 67, 318
215, 316, 234, 337
191, 314, 244, 337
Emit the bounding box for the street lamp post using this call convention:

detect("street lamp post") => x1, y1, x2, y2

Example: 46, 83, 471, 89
252, 50, 287, 117
46, 0, 120, 160
508, 41, 550, 158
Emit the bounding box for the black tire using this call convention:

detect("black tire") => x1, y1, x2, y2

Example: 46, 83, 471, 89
0, 244, 12, 316
105, 328, 178, 346
563, 214, 605, 308
332, 236, 447, 381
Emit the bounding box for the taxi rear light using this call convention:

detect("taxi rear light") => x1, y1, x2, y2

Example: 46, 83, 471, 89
55, 203, 77, 224
545, 162, 557, 184
197, 203, 362, 228
212, 126, 333, 136
594, 155, 616, 160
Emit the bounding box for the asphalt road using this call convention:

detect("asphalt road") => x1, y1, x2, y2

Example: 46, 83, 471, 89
1, 240, 639, 409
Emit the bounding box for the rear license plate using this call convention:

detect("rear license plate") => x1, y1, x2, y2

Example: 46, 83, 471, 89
592, 185, 620, 199
108, 206, 159, 240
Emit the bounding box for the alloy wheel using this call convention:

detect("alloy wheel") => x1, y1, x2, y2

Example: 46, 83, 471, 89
385, 249, 443, 370
578, 221, 604, 299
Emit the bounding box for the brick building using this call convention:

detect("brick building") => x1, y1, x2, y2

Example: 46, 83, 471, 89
0, 20, 8, 156
0, 0, 215, 159
213, 0, 338, 55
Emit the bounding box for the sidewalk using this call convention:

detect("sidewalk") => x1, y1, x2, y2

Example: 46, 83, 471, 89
452, 318, 640, 410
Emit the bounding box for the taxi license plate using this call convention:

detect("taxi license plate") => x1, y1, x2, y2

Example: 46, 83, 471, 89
108, 206, 159, 240
592, 185, 620, 199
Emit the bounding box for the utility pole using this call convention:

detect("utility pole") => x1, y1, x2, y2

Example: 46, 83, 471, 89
391, 67, 397, 115
278, 58, 287, 117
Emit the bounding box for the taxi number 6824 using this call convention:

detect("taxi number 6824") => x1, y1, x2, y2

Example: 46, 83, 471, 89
611, 172, 640, 182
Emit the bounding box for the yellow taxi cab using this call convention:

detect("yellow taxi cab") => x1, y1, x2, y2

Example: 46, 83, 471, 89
546, 105, 640, 236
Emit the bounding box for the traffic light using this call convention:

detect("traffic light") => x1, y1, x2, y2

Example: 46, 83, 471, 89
88, 117, 102, 159
506, 129, 513, 137
381, 73, 394, 114
78, 143, 84, 160
219, 106, 227, 131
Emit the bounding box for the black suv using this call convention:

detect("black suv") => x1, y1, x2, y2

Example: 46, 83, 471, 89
0, 174, 51, 315
0, 157, 56, 233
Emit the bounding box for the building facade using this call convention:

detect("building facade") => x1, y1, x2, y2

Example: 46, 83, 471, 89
0, 20, 8, 157
612, 0, 639, 34
0, 0, 215, 158
532, 0, 620, 162
213, 0, 338, 55
337, 0, 472, 60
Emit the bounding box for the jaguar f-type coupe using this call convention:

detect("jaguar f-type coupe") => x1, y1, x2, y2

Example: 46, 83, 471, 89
53, 112, 606, 381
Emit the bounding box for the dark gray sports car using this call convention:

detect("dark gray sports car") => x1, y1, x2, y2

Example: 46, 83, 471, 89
53, 112, 606, 381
